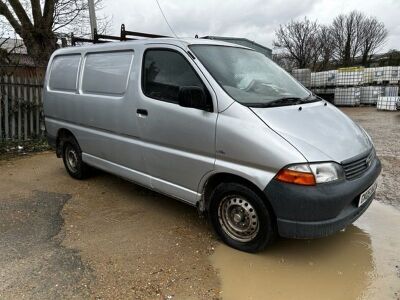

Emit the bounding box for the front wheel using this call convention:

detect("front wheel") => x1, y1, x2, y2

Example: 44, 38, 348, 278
208, 182, 277, 252
61, 136, 91, 180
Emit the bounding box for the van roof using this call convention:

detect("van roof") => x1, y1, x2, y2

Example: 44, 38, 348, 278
53, 37, 251, 55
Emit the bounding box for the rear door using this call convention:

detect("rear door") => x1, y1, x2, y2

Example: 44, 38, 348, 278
136, 45, 217, 203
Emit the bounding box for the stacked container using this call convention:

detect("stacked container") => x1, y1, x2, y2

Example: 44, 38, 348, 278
377, 96, 399, 111
383, 86, 399, 97
311, 73, 317, 87
292, 69, 311, 87
296, 65, 399, 109
360, 86, 384, 105
363, 68, 375, 85
372, 66, 400, 84
334, 87, 361, 106
311, 70, 337, 87
336, 67, 364, 86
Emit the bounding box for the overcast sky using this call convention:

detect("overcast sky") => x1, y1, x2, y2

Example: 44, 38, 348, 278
103, 0, 400, 53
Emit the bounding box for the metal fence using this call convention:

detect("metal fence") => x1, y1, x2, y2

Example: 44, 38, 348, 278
0, 73, 44, 141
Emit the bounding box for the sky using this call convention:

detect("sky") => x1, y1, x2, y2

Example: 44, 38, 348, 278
102, 0, 400, 53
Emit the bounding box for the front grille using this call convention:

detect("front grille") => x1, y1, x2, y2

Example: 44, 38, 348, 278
342, 149, 375, 180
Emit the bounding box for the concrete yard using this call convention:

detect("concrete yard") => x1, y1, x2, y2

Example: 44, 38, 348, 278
0, 107, 399, 299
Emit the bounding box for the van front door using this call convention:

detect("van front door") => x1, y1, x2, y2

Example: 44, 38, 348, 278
136, 46, 217, 204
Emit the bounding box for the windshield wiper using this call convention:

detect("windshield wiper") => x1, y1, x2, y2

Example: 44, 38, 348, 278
246, 94, 321, 108
300, 94, 320, 103
248, 97, 302, 108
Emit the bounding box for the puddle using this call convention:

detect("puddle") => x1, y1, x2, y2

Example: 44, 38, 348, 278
211, 201, 400, 300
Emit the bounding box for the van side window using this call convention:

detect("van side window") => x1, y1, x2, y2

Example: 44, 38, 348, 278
82, 51, 133, 96
49, 55, 80, 92
142, 49, 209, 104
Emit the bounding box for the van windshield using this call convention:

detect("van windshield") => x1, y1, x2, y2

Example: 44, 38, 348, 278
190, 45, 314, 107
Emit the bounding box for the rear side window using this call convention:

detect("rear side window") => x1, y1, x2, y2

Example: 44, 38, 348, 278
49, 54, 80, 92
82, 51, 133, 96
142, 49, 207, 103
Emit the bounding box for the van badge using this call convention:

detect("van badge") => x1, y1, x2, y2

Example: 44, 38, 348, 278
366, 155, 372, 167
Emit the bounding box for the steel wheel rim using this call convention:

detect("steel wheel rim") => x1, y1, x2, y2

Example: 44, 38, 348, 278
65, 145, 78, 173
217, 195, 259, 242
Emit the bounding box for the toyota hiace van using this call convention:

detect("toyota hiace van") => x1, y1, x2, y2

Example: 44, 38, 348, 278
44, 38, 381, 252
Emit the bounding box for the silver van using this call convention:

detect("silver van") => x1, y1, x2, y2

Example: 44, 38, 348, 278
43, 38, 381, 252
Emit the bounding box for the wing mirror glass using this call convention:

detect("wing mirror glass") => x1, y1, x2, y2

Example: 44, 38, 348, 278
178, 86, 210, 111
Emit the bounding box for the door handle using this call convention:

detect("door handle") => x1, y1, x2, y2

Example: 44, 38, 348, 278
136, 109, 148, 116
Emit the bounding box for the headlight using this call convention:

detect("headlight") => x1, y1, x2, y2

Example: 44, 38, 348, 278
308, 162, 344, 183
275, 162, 344, 185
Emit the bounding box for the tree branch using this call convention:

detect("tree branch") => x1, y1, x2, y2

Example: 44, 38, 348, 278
7, 0, 33, 29
43, 0, 55, 28
30, 0, 42, 25
0, 0, 22, 34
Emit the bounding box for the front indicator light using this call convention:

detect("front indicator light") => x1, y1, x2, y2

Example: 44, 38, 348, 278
275, 162, 344, 185
275, 169, 316, 186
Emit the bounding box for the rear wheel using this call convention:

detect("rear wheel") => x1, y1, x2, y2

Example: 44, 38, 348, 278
208, 182, 276, 252
61, 136, 90, 180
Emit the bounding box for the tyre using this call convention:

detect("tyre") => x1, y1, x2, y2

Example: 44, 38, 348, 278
61, 135, 91, 180
208, 182, 276, 252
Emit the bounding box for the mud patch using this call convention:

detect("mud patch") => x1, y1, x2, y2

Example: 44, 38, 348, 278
61, 172, 220, 299
211, 201, 400, 300
0, 191, 91, 299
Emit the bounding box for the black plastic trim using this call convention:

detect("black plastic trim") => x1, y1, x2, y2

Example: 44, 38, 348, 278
264, 157, 381, 238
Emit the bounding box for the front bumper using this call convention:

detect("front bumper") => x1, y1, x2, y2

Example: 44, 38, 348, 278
264, 157, 381, 238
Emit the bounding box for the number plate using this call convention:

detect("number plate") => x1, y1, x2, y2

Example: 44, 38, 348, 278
359, 181, 377, 207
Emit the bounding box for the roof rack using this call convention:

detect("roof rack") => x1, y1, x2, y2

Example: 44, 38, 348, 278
71, 24, 170, 46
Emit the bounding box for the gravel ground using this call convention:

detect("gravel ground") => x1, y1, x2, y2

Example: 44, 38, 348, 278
341, 107, 400, 209
0, 107, 398, 299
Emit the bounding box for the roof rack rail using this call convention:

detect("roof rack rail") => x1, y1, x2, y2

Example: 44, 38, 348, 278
71, 24, 170, 46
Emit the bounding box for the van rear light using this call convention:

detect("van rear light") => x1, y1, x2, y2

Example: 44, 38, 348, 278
275, 169, 316, 186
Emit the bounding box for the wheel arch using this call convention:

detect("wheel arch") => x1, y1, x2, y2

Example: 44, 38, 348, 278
201, 172, 276, 219
56, 128, 77, 157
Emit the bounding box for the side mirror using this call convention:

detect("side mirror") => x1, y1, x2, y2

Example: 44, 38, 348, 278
178, 86, 210, 111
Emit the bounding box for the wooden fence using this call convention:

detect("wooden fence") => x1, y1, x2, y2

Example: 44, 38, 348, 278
0, 73, 44, 142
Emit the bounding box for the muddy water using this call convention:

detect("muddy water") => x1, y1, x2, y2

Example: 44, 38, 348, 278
211, 202, 400, 300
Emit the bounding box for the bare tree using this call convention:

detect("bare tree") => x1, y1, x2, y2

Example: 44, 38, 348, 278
0, 37, 19, 65
274, 11, 388, 69
330, 11, 388, 67
274, 17, 321, 69
385, 49, 400, 66
314, 25, 334, 71
359, 17, 387, 65
272, 51, 297, 71
0, 0, 108, 65
0, 26, 21, 67
330, 11, 365, 66
0, 26, 9, 64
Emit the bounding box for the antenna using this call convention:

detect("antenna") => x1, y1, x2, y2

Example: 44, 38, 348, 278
154, 0, 178, 38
